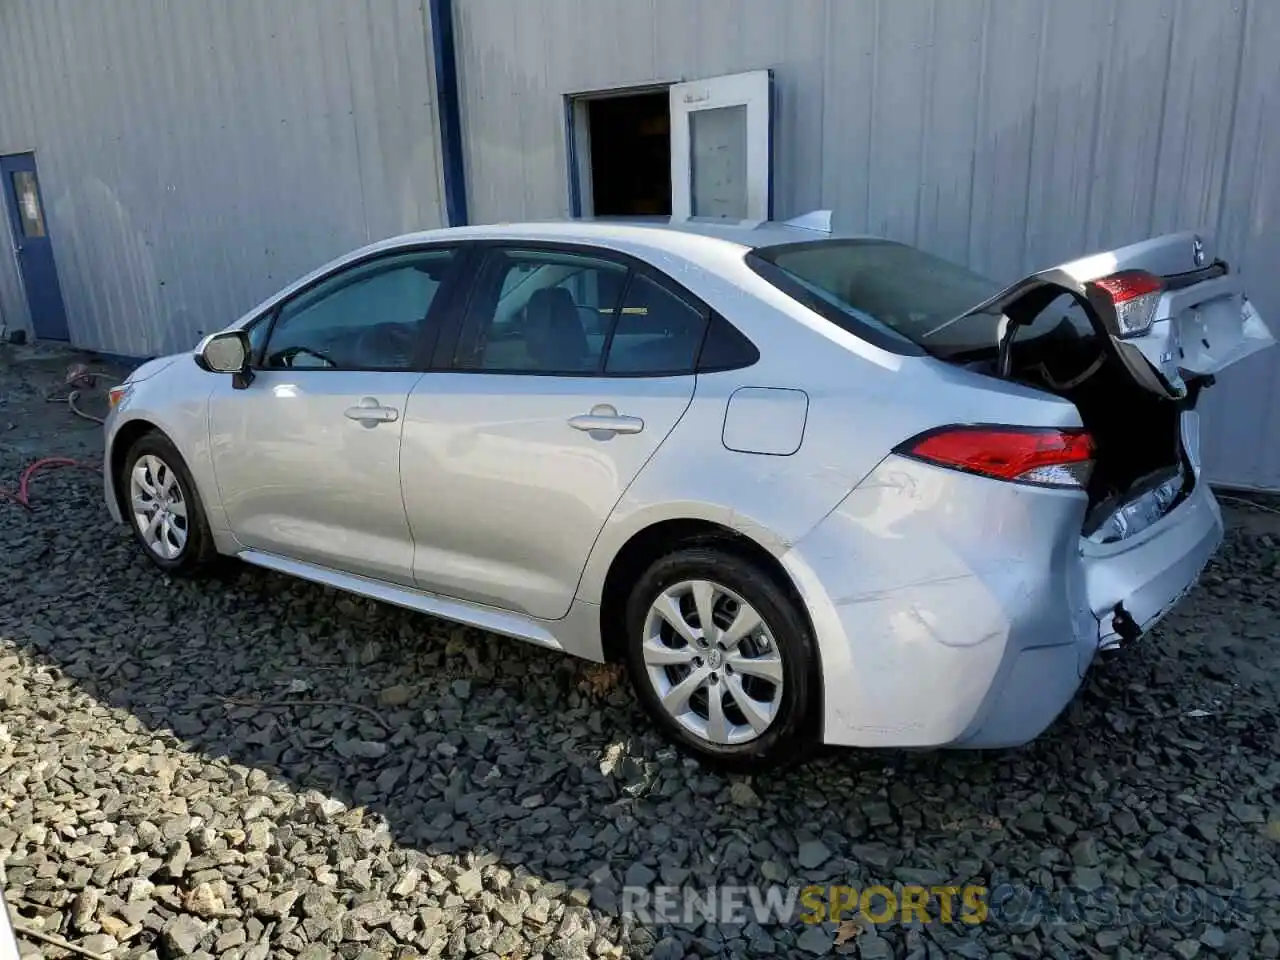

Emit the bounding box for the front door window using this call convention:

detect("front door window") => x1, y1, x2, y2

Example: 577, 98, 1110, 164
261, 249, 456, 371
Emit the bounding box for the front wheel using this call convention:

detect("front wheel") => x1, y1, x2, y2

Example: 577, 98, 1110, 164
623, 546, 819, 771
121, 432, 218, 575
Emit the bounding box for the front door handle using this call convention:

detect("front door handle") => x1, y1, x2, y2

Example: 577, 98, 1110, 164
568, 403, 644, 436
344, 396, 399, 426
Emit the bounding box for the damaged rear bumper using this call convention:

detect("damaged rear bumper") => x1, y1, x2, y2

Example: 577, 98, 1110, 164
1083, 471, 1222, 647
784, 433, 1222, 751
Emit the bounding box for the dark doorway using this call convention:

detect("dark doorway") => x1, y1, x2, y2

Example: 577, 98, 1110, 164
585, 92, 671, 217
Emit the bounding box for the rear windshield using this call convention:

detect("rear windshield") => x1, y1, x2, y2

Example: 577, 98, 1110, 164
746, 239, 1004, 356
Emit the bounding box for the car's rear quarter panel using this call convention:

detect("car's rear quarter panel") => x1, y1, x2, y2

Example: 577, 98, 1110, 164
577, 241, 1103, 743
786, 453, 1099, 748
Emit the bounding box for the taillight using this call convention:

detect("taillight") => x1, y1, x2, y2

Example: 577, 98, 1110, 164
1090, 269, 1164, 336
898, 426, 1095, 489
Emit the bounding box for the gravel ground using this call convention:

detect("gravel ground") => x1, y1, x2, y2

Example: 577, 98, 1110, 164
2, 346, 1279, 960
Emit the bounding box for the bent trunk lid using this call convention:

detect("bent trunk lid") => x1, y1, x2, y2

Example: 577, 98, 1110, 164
950, 231, 1274, 398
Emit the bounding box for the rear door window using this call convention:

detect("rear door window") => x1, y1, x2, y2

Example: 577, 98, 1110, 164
456, 249, 629, 373
604, 274, 709, 374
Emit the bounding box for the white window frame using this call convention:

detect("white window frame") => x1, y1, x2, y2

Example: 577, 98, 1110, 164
669, 69, 773, 224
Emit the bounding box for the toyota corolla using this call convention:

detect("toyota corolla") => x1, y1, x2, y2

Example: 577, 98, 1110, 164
103, 218, 1273, 768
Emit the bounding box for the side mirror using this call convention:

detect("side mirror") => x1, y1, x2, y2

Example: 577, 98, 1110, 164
195, 330, 255, 389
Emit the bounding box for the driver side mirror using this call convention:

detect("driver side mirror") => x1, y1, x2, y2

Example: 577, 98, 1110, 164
195, 330, 255, 389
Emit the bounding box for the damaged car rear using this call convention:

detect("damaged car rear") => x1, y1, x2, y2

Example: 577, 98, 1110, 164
755, 230, 1273, 749
105, 215, 1272, 768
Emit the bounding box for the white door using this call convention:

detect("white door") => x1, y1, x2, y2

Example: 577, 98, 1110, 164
669, 70, 772, 223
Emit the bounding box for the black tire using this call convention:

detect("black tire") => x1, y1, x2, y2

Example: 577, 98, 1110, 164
623, 545, 819, 771
120, 431, 219, 576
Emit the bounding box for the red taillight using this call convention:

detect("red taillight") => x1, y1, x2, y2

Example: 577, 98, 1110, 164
1092, 270, 1163, 303
1090, 269, 1164, 336
899, 426, 1095, 489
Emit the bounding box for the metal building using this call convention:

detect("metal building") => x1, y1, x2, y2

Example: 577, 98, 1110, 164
1, 0, 1277, 489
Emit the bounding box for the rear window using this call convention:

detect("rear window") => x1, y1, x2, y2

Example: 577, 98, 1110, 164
746, 239, 1004, 356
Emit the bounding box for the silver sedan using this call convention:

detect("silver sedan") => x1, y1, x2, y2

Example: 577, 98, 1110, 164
103, 218, 1272, 768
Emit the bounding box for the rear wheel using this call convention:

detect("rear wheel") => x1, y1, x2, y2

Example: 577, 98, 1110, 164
121, 432, 217, 575
623, 546, 818, 770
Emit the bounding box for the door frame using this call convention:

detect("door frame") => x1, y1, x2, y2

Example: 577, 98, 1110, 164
564, 71, 775, 224
564, 82, 675, 219
0, 151, 71, 341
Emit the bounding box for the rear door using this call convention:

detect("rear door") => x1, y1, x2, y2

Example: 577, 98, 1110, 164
400, 243, 709, 620
958, 232, 1273, 398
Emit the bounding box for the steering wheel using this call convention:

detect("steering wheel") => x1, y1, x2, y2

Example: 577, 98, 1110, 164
267, 344, 338, 369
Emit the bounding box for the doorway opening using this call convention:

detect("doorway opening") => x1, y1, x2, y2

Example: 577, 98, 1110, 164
567, 71, 772, 222
571, 90, 671, 218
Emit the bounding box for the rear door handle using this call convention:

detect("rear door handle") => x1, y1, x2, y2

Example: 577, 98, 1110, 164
344, 396, 399, 426
568, 404, 644, 435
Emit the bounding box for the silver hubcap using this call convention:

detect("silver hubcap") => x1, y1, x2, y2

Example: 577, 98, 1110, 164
129, 454, 189, 560
642, 579, 784, 746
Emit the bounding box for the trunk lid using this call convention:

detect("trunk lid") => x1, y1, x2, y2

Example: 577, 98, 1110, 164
950, 231, 1274, 398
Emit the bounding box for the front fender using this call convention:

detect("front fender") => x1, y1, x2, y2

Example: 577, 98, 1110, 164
104, 363, 225, 539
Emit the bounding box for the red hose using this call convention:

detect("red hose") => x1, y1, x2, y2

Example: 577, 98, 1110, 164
0, 457, 97, 510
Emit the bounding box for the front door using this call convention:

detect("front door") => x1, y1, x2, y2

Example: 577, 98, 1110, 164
401, 244, 709, 620
208, 246, 460, 584
0, 153, 70, 341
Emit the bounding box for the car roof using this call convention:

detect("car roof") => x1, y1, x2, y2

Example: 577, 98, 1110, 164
367, 217, 871, 260
233, 217, 882, 329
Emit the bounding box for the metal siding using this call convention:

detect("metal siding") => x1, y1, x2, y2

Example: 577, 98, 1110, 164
453, 0, 1280, 489
0, 0, 444, 358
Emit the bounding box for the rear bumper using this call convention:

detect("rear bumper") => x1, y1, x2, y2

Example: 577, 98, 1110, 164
784, 451, 1221, 750
1082, 474, 1222, 646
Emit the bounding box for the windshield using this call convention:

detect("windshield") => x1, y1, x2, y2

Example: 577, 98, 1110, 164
747, 239, 1006, 357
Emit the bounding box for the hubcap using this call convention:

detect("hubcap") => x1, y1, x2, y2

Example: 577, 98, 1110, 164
641, 579, 784, 746
129, 454, 189, 560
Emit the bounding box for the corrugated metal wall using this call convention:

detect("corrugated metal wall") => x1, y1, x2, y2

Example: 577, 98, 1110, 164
0, 0, 446, 358
453, 0, 1280, 490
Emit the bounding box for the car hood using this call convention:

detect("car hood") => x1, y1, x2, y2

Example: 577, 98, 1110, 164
122, 352, 187, 385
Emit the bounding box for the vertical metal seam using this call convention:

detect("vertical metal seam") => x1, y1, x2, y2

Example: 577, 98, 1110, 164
427, 0, 469, 226
816, 0, 829, 211
1017, 0, 1050, 273
340, 14, 372, 242
1146, 0, 1179, 233
1080, 8, 1118, 251
864, 0, 881, 233
964, 0, 992, 268
1213, 0, 1249, 248
914, 0, 938, 249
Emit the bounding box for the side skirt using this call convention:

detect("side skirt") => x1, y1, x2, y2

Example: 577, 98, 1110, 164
236, 549, 566, 652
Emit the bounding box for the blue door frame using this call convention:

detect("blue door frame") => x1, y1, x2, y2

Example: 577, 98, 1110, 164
1, 153, 70, 341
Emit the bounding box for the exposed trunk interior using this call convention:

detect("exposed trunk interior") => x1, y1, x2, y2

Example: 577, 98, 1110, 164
954, 292, 1191, 537
744, 234, 1266, 542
